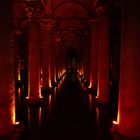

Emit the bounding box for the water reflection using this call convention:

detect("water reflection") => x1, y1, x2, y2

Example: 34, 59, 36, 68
39, 107, 42, 128
18, 76, 114, 140
88, 94, 92, 111
48, 94, 52, 113
96, 107, 99, 126
54, 87, 57, 101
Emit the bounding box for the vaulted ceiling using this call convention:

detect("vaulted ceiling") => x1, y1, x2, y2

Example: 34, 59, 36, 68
12, 0, 119, 53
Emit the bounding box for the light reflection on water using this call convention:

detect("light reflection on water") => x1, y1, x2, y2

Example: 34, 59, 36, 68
48, 94, 52, 113
20, 76, 113, 140
96, 107, 100, 126
39, 107, 42, 128
54, 87, 57, 101
88, 94, 92, 111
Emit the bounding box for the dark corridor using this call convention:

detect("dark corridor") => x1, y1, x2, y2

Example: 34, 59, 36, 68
18, 73, 113, 140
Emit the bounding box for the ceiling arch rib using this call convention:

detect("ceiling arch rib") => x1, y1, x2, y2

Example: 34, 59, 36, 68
53, 1, 89, 19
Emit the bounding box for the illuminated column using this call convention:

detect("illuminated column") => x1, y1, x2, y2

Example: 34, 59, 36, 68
97, 7, 110, 103
13, 32, 21, 122
28, 22, 41, 100
83, 32, 91, 82
57, 46, 61, 78
50, 36, 55, 87
42, 20, 54, 89
89, 20, 99, 89
0, 0, 15, 136
117, 0, 140, 138
59, 45, 64, 77
54, 34, 61, 82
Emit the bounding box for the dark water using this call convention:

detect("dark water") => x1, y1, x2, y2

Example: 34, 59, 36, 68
18, 75, 114, 140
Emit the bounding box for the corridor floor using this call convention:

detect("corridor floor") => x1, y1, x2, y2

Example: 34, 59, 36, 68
18, 74, 114, 140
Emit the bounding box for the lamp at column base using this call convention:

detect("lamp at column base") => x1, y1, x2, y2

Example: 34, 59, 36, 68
25, 96, 43, 106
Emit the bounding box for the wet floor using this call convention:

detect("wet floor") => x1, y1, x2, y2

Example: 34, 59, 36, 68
18, 74, 114, 140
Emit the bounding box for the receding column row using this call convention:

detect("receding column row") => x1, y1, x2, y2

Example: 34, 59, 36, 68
27, 20, 66, 101
88, 1, 140, 138
117, 0, 140, 138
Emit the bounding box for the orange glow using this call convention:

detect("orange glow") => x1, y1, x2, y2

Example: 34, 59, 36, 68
89, 75, 93, 88
28, 73, 30, 98
49, 80, 52, 88
26, 96, 29, 99
40, 96, 43, 99
40, 77, 43, 87
79, 69, 82, 75
48, 95, 52, 112
10, 85, 16, 125
81, 65, 84, 74
96, 107, 99, 125
40, 68, 43, 87
117, 93, 120, 124
18, 88, 21, 103
49, 60, 52, 87
88, 94, 92, 110
11, 105, 15, 124
39, 107, 42, 126
117, 109, 120, 124
15, 121, 20, 125
89, 82, 92, 88
17, 65, 21, 80
96, 80, 99, 98
95, 96, 98, 99
54, 70, 57, 83
113, 120, 118, 125
62, 69, 65, 74
39, 82, 42, 98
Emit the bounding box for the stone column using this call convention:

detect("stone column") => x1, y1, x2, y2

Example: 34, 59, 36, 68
117, 0, 140, 138
50, 35, 55, 87
42, 20, 54, 89
97, 7, 110, 103
83, 32, 91, 83
55, 47, 59, 82
13, 32, 21, 122
54, 34, 61, 83
89, 20, 99, 89
28, 22, 41, 101
0, 0, 15, 136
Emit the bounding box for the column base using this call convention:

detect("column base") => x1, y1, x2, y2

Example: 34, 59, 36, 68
94, 97, 109, 104
25, 97, 43, 106
110, 123, 140, 140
